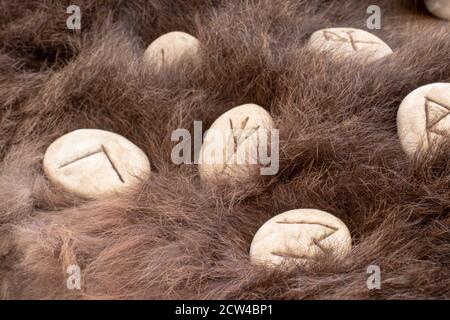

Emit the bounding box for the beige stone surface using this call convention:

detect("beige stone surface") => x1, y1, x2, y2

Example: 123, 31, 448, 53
250, 209, 352, 268
199, 104, 273, 184
143, 31, 200, 70
307, 28, 393, 63
397, 83, 450, 156
44, 129, 151, 199
425, 0, 450, 20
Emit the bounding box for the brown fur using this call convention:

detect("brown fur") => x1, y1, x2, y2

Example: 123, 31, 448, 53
0, 0, 449, 299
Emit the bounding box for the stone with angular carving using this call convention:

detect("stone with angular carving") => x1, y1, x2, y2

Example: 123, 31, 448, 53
199, 104, 274, 184
307, 28, 393, 63
397, 83, 450, 156
250, 209, 352, 268
44, 129, 151, 199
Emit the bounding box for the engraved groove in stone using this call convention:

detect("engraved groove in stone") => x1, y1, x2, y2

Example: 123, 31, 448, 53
242, 126, 260, 144
161, 48, 165, 65
228, 117, 262, 148
275, 220, 339, 252
101, 144, 125, 183
322, 30, 380, 51
59, 148, 103, 168
218, 117, 264, 175
425, 97, 450, 129
311, 228, 339, 252
229, 119, 238, 153
59, 144, 126, 184
276, 220, 338, 232
425, 96, 450, 112
347, 31, 358, 51
240, 116, 250, 130
311, 238, 328, 252
270, 251, 312, 260
424, 96, 450, 145
425, 99, 433, 145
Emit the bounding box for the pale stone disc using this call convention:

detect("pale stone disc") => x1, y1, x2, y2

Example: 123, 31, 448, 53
250, 209, 352, 268
143, 31, 200, 70
397, 83, 450, 156
44, 129, 151, 199
199, 104, 274, 184
307, 27, 393, 63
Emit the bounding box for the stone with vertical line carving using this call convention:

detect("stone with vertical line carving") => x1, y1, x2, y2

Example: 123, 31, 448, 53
43, 129, 151, 199
250, 209, 352, 268
397, 83, 450, 156
307, 28, 393, 63
199, 104, 274, 184
143, 31, 200, 71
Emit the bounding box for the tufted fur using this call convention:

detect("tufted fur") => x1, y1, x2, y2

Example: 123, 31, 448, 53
0, 0, 449, 299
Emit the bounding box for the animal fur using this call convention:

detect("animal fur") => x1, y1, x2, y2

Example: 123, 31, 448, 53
0, 0, 449, 299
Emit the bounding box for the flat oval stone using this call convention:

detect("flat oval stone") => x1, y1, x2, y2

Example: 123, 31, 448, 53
250, 209, 352, 268
425, 0, 450, 20
199, 104, 274, 184
44, 129, 151, 199
397, 83, 450, 156
307, 27, 393, 63
143, 31, 200, 70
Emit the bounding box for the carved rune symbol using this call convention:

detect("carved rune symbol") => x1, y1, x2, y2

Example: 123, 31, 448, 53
59, 144, 125, 183
270, 221, 338, 260
322, 30, 380, 51
424, 96, 450, 143
160, 48, 165, 65
220, 117, 260, 173
228, 117, 260, 153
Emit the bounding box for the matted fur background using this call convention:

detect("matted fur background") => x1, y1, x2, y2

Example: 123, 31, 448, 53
0, 0, 449, 299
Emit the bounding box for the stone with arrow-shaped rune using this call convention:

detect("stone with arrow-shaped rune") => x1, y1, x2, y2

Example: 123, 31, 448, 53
250, 209, 352, 268
44, 129, 151, 199
199, 103, 274, 184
